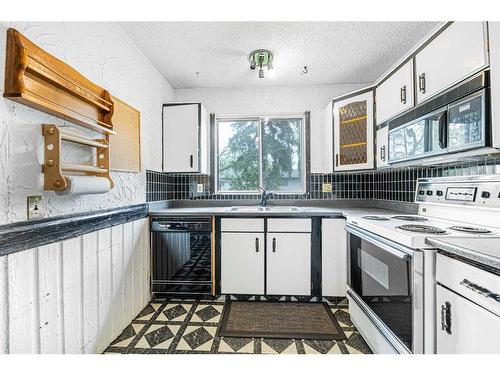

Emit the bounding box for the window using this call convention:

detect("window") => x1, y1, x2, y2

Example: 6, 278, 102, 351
216, 116, 305, 193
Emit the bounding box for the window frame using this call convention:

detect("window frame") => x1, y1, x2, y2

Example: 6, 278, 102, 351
215, 114, 306, 195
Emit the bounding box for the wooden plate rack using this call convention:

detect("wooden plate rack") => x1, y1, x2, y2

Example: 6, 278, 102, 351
42, 124, 114, 191
4, 28, 116, 135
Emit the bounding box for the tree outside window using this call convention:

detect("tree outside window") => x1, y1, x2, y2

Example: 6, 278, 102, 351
217, 116, 305, 193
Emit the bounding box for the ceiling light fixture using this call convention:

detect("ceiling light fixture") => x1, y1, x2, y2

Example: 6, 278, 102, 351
249, 49, 273, 79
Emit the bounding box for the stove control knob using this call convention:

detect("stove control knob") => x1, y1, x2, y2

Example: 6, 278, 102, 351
481, 191, 491, 199
426, 190, 433, 196
436, 190, 443, 196
418, 190, 425, 196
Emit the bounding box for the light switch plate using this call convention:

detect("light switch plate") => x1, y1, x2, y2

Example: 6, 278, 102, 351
322, 183, 333, 193
197, 184, 204, 193
27, 195, 44, 220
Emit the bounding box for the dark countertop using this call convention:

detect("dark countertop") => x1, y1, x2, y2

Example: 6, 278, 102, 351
426, 236, 500, 272
148, 200, 414, 218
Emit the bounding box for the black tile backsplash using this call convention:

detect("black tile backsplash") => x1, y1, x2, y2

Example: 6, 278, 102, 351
146, 156, 500, 203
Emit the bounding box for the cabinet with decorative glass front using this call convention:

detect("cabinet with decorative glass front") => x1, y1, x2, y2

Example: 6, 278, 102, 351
333, 89, 375, 171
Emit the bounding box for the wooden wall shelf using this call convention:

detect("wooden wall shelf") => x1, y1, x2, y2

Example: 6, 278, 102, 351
4, 28, 116, 135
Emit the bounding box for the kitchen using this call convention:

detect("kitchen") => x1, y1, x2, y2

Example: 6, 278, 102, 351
1, 1, 499, 372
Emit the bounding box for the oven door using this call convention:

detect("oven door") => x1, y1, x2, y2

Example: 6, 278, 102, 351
346, 224, 415, 352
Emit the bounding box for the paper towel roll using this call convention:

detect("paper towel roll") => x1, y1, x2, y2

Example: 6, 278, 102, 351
55, 175, 111, 196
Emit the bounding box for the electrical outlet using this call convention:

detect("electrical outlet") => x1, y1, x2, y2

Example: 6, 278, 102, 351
27, 195, 44, 220
197, 184, 204, 193
322, 183, 333, 193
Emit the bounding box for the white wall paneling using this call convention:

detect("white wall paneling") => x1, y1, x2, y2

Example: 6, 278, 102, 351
0, 217, 150, 354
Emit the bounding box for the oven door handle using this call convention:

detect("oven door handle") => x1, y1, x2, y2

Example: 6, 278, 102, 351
346, 223, 413, 259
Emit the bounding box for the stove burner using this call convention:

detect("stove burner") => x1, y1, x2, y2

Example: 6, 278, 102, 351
397, 224, 447, 234
362, 215, 390, 221
392, 215, 428, 222
449, 226, 492, 234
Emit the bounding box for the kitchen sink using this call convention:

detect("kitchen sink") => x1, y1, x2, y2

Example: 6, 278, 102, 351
226, 206, 302, 212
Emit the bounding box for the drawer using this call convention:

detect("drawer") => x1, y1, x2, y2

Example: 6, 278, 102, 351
220, 218, 264, 232
267, 218, 311, 233
436, 253, 500, 316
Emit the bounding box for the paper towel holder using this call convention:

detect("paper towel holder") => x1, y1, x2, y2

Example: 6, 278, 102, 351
42, 124, 114, 192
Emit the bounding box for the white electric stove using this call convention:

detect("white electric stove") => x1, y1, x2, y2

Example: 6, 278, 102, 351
345, 174, 500, 354
346, 213, 499, 249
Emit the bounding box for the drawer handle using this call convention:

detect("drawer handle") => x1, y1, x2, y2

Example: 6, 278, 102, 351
400, 85, 407, 104
440, 301, 452, 334
272, 238, 277, 253
418, 73, 426, 94
255, 237, 259, 252
460, 279, 500, 302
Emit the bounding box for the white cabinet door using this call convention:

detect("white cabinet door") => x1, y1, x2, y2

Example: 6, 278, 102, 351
220, 233, 264, 295
321, 219, 347, 297
163, 103, 200, 173
266, 233, 311, 295
436, 285, 500, 354
376, 126, 389, 169
376, 60, 414, 124
333, 90, 375, 171
415, 22, 487, 104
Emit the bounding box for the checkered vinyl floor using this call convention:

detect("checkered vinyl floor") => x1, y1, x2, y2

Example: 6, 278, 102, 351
104, 297, 372, 354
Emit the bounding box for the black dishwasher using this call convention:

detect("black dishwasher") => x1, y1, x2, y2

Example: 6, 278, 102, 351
151, 217, 212, 297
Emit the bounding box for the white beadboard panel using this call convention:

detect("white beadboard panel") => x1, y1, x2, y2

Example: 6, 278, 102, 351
82, 231, 99, 354
38, 242, 63, 354
97, 228, 113, 353
0, 256, 8, 354
7, 248, 40, 354
122, 221, 135, 324
111, 243, 124, 340
0, 217, 150, 354
61, 237, 84, 353
132, 220, 143, 315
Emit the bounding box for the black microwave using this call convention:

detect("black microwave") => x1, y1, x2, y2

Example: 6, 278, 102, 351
387, 72, 489, 164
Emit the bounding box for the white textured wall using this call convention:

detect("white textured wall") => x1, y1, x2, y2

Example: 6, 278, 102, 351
0, 22, 174, 225
0, 217, 150, 354
174, 84, 366, 173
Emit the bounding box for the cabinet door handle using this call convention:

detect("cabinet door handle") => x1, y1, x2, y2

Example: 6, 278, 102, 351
272, 238, 276, 253
380, 145, 386, 162
418, 73, 426, 94
335, 154, 339, 167
400, 85, 407, 104
460, 279, 500, 302
440, 301, 452, 334
189, 155, 194, 168
255, 237, 259, 252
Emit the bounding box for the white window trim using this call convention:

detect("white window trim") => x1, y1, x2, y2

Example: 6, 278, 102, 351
215, 114, 306, 195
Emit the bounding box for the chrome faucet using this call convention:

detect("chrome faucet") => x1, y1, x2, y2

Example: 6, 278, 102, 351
259, 187, 274, 207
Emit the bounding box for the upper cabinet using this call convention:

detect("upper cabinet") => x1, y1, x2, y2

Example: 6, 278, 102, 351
415, 22, 488, 104
376, 60, 414, 125
333, 89, 375, 171
162, 103, 209, 173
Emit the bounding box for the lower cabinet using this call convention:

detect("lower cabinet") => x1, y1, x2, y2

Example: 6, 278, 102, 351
266, 233, 311, 295
321, 218, 347, 296
220, 232, 265, 295
436, 284, 500, 354
219, 218, 312, 296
